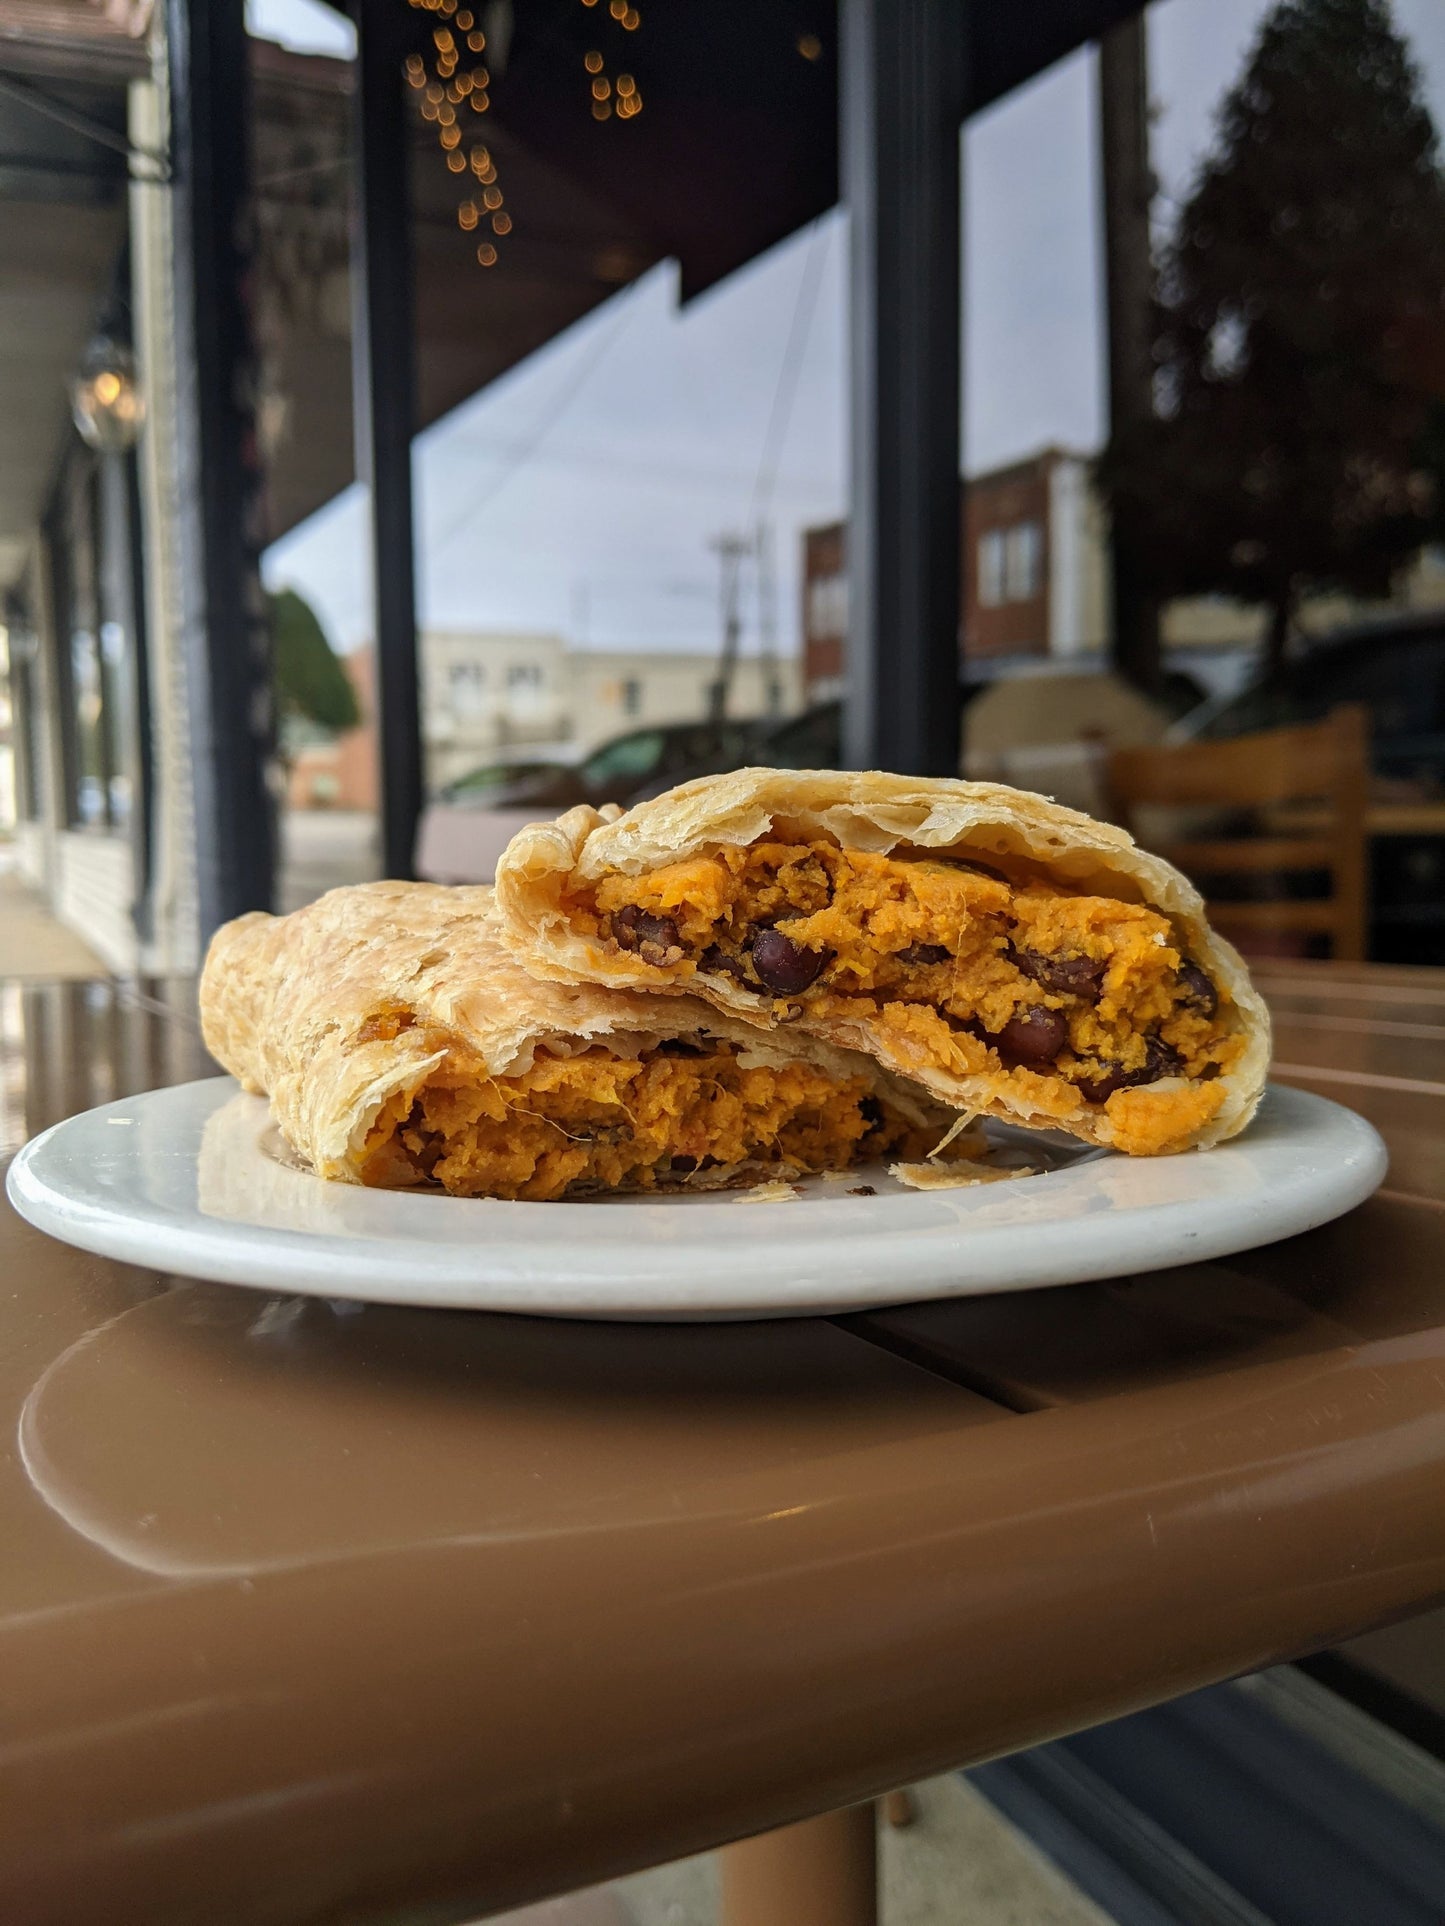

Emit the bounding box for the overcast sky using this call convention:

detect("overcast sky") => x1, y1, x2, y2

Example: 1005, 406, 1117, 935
251, 0, 1445, 661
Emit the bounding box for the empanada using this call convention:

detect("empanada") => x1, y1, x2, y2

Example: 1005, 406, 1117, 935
199, 880, 962, 1200
494, 769, 1272, 1156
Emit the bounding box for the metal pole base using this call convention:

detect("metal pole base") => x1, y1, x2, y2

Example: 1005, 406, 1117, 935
884, 1786, 917, 1828
719, 1803, 877, 1926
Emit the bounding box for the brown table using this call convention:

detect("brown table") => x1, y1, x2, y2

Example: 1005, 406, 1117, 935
2, 967, 1444, 1925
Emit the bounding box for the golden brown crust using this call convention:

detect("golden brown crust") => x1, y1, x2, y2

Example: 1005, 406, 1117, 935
493, 768, 1271, 1152
198, 879, 947, 1185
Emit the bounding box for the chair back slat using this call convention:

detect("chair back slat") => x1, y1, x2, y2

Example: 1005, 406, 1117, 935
1107, 705, 1370, 962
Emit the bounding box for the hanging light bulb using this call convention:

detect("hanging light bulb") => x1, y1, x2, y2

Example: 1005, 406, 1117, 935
71, 338, 144, 453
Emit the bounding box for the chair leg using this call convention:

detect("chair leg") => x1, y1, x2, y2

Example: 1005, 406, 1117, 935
883, 1786, 917, 1828
719, 1803, 877, 1926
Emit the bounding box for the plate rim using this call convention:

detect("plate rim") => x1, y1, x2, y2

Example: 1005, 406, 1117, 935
6, 1077, 1388, 1320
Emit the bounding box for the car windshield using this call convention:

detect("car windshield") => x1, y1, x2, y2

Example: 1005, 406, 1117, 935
447, 761, 548, 796
765, 705, 841, 767
581, 731, 667, 786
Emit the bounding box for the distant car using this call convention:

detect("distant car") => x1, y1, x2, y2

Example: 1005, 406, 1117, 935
439, 718, 767, 812
418, 716, 772, 885
1174, 611, 1445, 793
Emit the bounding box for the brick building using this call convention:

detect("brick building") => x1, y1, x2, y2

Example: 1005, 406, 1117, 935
802, 448, 1109, 697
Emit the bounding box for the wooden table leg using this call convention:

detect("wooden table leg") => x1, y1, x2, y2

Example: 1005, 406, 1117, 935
719, 1803, 877, 1926
883, 1785, 916, 1828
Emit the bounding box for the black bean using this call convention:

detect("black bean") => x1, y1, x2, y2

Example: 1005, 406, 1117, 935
1078, 1035, 1184, 1104
996, 1007, 1069, 1065
700, 943, 754, 985
1007, 941, 1106, 1000
897, 942, 952, 966
752, 928, 831, 995
1178, 961, 1219, 1017
612, 903, 681, 963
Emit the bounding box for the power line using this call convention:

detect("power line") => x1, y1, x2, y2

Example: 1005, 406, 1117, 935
426, 279, 645, 558
748, 213, 832, 528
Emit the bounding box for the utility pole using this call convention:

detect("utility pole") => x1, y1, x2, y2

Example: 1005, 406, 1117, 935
1098, 13, 1163, 696
755, 520, 783, 717
708, 532, 749, 721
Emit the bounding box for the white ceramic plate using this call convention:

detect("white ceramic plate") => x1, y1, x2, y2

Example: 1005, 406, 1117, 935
7, 1078, 1386, 1320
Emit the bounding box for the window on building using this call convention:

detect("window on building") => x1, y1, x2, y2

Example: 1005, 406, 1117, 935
1006, 520, 1043, 602
447, 659, 487, 718
46, 446, 140, 833
1, 607, 41, 821
621, 676, 642, 717
978, 529, 1007, 607
979, 522, 1042, 607
507, 662, 544, 689
807, 572, 848, 638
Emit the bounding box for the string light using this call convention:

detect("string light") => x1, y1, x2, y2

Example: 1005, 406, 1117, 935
405, 0, 650, 271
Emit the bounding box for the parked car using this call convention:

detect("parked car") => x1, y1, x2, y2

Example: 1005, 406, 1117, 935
419, 716, 771, 884
1173, 611, 1445, 794
439, 717, 766, 812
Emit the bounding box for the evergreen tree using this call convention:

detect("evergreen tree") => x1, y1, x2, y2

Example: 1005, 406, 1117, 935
1100, 0, 1445, 675
269, 587, 360, 736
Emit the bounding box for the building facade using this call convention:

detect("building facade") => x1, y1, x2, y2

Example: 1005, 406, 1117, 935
287, 631, 802, 808
802, 446, 1445, 700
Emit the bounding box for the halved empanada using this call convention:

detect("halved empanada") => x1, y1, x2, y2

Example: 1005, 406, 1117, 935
199, 880, 962, 1200
494, 769, 1272, 1156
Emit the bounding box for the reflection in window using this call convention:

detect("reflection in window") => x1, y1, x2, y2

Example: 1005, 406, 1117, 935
1006, 521, 1042, 601
808, 572, 848, 637
582, 729, 665, 785
49, 449, 136, 833
978, 529, 1007, 607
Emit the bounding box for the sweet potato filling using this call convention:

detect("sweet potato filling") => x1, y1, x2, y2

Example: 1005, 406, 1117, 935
359, 1040, 938, 1200
580, 841, 1246, 1154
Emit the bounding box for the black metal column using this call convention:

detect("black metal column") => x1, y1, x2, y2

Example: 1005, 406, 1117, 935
1098, 14, 1162, 695
841, 0, 965, 775
166, 0, 275, 935
352, 0, 422, 879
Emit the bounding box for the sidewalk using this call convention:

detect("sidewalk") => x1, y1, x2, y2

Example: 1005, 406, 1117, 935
0, 857, 108, 979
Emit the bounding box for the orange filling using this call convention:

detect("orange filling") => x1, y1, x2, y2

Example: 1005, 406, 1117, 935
578, 841, 1245, 1155
359, 1040, 941, 1200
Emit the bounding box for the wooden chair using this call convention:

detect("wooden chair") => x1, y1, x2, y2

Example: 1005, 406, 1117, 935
1106, 704, 1370, 961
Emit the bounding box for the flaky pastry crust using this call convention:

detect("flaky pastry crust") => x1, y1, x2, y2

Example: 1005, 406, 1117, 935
199, 879, 947, 1185
493, 768, 1271, 1152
